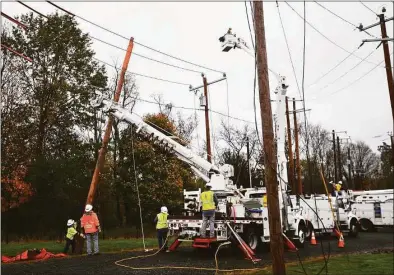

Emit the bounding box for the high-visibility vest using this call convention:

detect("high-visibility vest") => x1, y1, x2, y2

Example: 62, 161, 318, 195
156, 212, 168, 229
81, 212, 100, 234
66, 225, 78, 240
262, 195, 267, 207
335, 184, 341, 191
201, 191, 215, 211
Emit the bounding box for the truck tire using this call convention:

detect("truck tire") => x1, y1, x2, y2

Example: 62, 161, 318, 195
348, 219, 359, 237
242, 227, 260, 251
294, 225, 306, 248
305, 222, 313, 240
360, 219, 374, 232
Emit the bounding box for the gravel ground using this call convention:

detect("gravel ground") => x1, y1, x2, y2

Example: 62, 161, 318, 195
3, 231, 393, 275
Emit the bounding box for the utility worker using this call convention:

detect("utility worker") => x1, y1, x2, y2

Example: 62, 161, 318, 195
80, 204, 101, 256
261, 194, 268, 207
63, 219, 84, 254
200, 183, 219, 239
154, 206, 170, 252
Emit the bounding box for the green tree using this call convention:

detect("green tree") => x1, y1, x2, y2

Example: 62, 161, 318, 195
1, 13, 107, 239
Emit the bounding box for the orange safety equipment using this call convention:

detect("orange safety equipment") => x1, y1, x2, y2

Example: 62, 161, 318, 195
81, 212, 100, 234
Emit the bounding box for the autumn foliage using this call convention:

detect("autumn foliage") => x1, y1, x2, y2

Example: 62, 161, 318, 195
1, 167, 33, 212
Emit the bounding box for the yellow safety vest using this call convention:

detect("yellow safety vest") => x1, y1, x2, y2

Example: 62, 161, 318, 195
156, 213, 168, 229
262, 195, 267, 207
335, 184, 341, 191
201, 191, 215, 211
66, 225, 78, 240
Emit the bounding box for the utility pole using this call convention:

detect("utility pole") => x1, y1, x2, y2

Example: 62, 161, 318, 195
332, 130, 337, 183
293, 98, 302, 195
253, 2, 286, 274
337, 136, 342, 183
246, 137, 252, 188
86, 38, 134, 205
347, 147, 353, 189
202, 74, 212, 163
359, 11, 394, 129
285, 97, 295, 194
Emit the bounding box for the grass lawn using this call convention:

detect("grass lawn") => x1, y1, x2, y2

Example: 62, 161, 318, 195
1, 238, 158, 256
242, 253, 394, 275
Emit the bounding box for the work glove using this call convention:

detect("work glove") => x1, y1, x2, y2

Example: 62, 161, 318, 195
80, 233, 85, 238
98, 226, 102, 233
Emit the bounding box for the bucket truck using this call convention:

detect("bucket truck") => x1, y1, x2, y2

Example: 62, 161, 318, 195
347, 189, 394, 231
90, 86, 308, 254
219, 29, 360, 240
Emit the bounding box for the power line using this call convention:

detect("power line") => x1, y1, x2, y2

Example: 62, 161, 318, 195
359, 1, 378, 16
314, 1, 378, 38
45, 1, 225, 75
329, 58, 385, 96
285, 2, 384, 68
89, 35, 203, 74
318, 49, 377, 92
94, 57, 191, 86
16, 1, 48, 18
307, 47, 359, 88
276, 2, 302, 99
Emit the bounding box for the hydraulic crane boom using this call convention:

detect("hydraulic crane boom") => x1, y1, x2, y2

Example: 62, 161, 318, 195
90, 95, 236, 191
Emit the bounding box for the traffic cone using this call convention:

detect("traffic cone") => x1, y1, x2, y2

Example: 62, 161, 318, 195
338, 233, 345, 248
310, 230, 317, 245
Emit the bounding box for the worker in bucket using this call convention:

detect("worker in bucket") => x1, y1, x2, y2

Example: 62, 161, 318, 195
80, 204, 101, 256
200, 183, 219, 239
154, 206, 170, 252
63, 219, 84, 254
335, 181, 342, 196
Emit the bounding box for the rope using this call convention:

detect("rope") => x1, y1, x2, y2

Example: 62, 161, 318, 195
130, 125, 147, 250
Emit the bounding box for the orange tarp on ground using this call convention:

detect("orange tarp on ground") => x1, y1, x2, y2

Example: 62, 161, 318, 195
2, 248, 67, 263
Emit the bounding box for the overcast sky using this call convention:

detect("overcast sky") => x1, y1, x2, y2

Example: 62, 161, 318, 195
3, 1, 394, 158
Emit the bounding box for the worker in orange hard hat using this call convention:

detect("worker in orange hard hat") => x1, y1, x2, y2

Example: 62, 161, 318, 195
80, 204, 101, 256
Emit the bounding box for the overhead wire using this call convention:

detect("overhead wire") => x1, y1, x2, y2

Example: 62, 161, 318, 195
317, 49, 377, 92
306, 47, 359, 88
12, 1, 195, 86
285, 2, 384, 68
89, 35, 203, 74
93, 57, 191, 86
44, 0, 226, 75
276, 1, 302, 100
314, 2, 378, 39
359, 1, 379, 16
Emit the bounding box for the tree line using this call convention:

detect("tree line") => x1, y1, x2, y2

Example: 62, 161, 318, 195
1, 12, 392, 242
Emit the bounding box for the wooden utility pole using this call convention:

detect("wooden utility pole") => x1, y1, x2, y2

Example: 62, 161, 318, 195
347, 147, 353, 189
86, 38, 134, 205
253, 2, 286, 274
202, 74, 212, 163
285, 97, 295, 194
332, 130, 337, 183
246, 137, 252, 188
378, 14, 394, 124
337, 136, 342, 182
293, 98, 302, 195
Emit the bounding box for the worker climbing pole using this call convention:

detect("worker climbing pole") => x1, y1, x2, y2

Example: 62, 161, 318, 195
86, 37, 134, 205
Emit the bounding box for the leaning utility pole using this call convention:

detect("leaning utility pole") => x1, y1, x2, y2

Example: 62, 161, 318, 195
253, 2, 286, 274
337, 136, 342, 182
332, 130, 337, 183
285, 97, 295, 194
86, 38, 134, 205
293, 98, 302, 195
202, 74, 212, 163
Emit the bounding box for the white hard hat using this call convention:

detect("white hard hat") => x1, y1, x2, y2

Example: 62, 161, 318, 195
161, 206, 168, 213
329, 181, 333, 184
205, 183, 212, 187
338, 181, 342, 185
67, 219, 74, 226
85, 204, 93, 212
